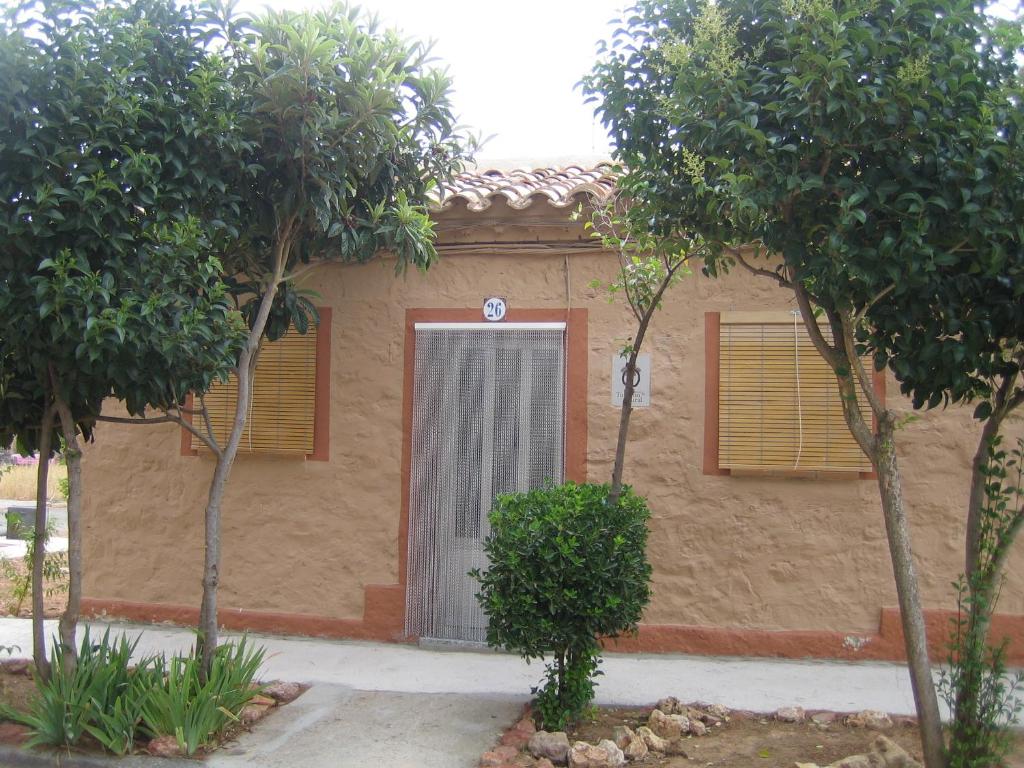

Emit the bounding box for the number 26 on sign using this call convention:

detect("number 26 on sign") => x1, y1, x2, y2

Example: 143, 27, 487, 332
483, 297, 507, 322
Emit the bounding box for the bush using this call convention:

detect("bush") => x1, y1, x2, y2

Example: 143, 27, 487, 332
474, 482, 652, 729
7, 630, 264, 756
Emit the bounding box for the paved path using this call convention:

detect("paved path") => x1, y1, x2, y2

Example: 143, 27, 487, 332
0, 618, 941, 767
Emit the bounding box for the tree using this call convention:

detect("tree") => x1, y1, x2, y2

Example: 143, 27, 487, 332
584, 1, 1023, 765
0, 0, 248, 673
582, 202, 695, 505
176, 2, 475, 676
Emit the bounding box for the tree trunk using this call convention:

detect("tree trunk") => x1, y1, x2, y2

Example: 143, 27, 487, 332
31, 404, 54, 680
195, 344, 255, 678
608, 274, 673, 505
53, 396, 82, 666
196, 246, 290, 678
608, 347, 639, 506
874, 417, 946, 768
789, 294, 945, 768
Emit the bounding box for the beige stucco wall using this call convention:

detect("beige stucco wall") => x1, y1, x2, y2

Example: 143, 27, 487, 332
81, 209, 1024, 637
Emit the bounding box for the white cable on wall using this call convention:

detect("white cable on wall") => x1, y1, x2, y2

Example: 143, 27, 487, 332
792, 310, 804, 469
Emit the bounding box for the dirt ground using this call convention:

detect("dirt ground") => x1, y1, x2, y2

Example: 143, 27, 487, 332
0, 557, 67, 619
0, 664, 34, 716
567, 706, 1024, 768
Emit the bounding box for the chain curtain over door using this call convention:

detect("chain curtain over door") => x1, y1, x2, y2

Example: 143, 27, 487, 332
405, 323, 566, 643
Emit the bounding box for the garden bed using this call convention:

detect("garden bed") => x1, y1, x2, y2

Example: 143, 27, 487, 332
485, 699, 1024, 768
0, 652, 307, 759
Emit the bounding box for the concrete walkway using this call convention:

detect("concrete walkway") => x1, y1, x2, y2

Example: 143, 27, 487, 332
0, 617, 938, 767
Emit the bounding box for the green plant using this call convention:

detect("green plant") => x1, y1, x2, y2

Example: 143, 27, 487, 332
939, 437, 1024, 767
3, 511, 19, 539
10, 630, 264, 755
473, 482, 651, 730
0, 520, 67, 615
18, 628, 147, 750
140, 636, 265, 755
56, 477, 68, 503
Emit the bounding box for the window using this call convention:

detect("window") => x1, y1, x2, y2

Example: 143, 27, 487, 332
706, 311, 877, 474
188, 310, 330, 459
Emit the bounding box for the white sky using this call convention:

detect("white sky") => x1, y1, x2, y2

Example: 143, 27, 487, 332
239, 0, 1021, 166
242, 0, 627, 164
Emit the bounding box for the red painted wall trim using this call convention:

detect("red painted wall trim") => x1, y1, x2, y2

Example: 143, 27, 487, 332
703, 312, 727, 475
81, 597, 1024, 665
81, 588, 407, 644
178, 306, 331, 461
308, 307, 332, 461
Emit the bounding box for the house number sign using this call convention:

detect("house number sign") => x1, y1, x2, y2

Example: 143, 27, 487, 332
483, 297, 507, 322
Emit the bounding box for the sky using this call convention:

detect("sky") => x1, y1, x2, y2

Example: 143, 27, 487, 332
236, 0, 1022, 165
240, 0, 628, 164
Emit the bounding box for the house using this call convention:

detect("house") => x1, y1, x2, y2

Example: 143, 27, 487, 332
80, 164, 1024, 662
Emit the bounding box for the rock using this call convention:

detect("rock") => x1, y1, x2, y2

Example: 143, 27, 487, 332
686, 705, 722, 725
688, 719, 707, 736
514, 717, 537, 735
847, 710, 894, 730
647, 708, 683, 740
623, 733, 648, 761
636, 726, 671, 753
870, 735, 921, 767
536, 761, 556, 768
656, 696, 681, 714
263, 680, 303, 704
500, 728, 531, 749
0, 658, 31, 676
567, 740, 625, 768
776, 706, 806, 723
597, 739, 626, 766
811, 712, 838, 726
611, 725, 633, 750
0, 722, 30, 744
148, 735, 183, 757
248, 694, 276, 708
824, 735, 922, 768
480, 745, 519, 766
240, 702, 273, 725
529, 731, 571, 764
828, 755, 874, 768
705, 703, 730, 719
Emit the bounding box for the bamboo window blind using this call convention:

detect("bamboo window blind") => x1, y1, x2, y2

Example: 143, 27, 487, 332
719, 312, 873, 472
191, 325, 318, 456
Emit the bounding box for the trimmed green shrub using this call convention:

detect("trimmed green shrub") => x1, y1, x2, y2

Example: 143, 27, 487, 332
474, 481, 652, 729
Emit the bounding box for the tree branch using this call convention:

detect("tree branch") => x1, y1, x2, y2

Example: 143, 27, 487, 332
94, 414, 176, 425
854, 283, 897, 324
839, 311, 886, 417
730, 246, 795, 290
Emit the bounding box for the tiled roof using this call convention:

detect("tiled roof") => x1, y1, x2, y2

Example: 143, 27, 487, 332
434, 164, 617, 213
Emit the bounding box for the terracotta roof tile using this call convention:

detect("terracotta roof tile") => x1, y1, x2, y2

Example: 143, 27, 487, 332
433, 164, 617, 213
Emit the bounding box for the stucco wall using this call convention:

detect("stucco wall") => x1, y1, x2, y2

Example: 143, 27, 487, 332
81, 228, 1024, 642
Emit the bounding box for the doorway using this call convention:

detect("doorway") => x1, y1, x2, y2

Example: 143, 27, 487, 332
404, 323, 566, 643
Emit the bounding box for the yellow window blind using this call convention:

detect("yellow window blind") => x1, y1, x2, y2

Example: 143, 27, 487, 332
719, 312, 873, 473
192, 325, 318, 456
